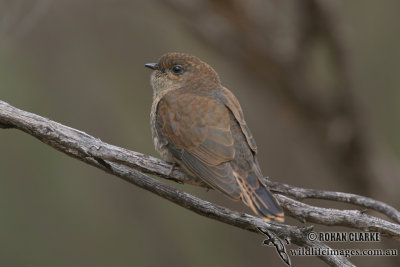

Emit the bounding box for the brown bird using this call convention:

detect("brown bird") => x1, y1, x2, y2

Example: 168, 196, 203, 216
145, 52, 284, 222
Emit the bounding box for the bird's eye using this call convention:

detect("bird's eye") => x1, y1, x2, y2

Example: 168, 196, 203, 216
171, 65, 184, 75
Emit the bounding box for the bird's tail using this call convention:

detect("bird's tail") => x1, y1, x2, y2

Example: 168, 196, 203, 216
236, 171, 284, 222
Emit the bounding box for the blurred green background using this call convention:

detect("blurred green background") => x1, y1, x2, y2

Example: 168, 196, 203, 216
0, 1, 399, 266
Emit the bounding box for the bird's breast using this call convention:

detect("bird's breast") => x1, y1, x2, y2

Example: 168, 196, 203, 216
150, 97, 175, 163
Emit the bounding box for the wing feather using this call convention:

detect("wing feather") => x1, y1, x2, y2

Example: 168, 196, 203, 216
155, 88, 284, 221
156, 91, 241, 199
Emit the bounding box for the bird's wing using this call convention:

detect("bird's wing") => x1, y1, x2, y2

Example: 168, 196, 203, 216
218, 87, 284, 221
156, 91, 241, 199
218, 87, 258, 155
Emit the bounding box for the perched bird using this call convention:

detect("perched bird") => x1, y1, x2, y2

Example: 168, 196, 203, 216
145, 52, 284, 222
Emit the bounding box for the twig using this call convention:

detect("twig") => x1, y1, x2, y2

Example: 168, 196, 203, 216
278, 195, 400, 239
1, 99, 399, 266
266, 180, 400, 224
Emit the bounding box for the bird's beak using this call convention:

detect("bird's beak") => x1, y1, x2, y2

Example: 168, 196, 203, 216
145, 63, 158, 70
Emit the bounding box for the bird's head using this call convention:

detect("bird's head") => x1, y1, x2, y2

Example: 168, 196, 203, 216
145, 52, 221, 96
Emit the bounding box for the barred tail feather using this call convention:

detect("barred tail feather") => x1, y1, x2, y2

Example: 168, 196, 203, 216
251, 184, 284, 222
235, 171, 284, 222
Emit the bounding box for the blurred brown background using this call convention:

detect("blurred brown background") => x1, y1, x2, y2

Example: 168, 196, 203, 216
0, 0, 399, 266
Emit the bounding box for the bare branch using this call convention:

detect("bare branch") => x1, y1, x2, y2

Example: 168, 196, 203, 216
278, 195, 400, 240
1, 99, 399, 266
86, 158, 354, 267
266, 180, 400, 224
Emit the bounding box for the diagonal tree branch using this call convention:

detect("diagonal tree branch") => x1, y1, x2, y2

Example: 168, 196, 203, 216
1, 99, 399, 266
82, 154, 353, 267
